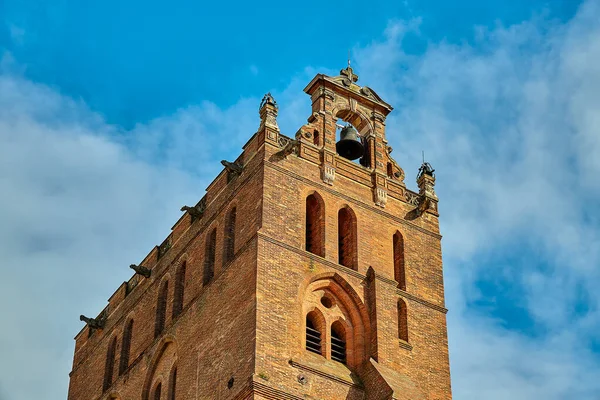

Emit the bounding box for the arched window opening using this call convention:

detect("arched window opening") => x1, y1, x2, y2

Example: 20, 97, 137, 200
305, 313, 322, 355
223, 207, 236, 265
338, 207, 357, 270
119, 319, 134, 375
154, 281, 169, 338
313, 130, 320, 146
172, 262, 186, 319
168, 367, 177, 400
153, 382, 162, 400
360, 139, 372, 169
387, 162, 394, 179
393, 232, 406, 290
103, 336, 117, 392
398, 299, 408, 342
305, 194, 325, 257
331, 321, 347, 364
204, 228, 217, 285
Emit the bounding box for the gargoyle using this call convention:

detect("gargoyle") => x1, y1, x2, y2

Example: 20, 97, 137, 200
276, 139, 298, 159
80, 314, 106, 330
180, 203, 205, 219
221, 160, 244, 176
129, 263, 152, 278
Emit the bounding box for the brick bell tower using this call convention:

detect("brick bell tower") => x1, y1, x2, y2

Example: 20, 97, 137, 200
68, 66, 451, 400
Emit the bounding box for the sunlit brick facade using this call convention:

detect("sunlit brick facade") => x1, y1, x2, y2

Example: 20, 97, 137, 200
68, 66, 452, 400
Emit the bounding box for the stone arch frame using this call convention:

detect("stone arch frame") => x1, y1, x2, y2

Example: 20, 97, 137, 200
142, 336, 178, 400
304, 190, 326, 258
154, 274, 172, 339
222, 202, 238, 266
337, 205, 359, 271
172, 254, 189, 319
203, 221, 219, 285
331, 106, 374, 137
119, 312, 135, 376
103, 335, 118, 392
300, 272, 371, 369
305, 306, 326, 355
393, 230, 406, 290
397, 298, 409, 342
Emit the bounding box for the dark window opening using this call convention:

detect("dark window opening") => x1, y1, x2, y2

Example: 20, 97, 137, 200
393, 232, 406, 290
398, 299, 409, 342
153, 382, 162, 400
172, 262, 186, 319
223, 207, 236, 265
204, 228, 217, 285
103, 336, 117, 392
360, 138, 372, 168
313, 130, 320, 146
338, 207, 357, 270
154, 280, 169, 338
387, 162, 394, 178
119, 319, 134, 375
305, 194, 325, 257
305, 314, 322, 355
331, 322, 347, 364
168, 367, 177, 400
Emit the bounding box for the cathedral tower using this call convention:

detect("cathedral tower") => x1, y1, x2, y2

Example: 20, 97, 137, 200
68, 66, 451, 400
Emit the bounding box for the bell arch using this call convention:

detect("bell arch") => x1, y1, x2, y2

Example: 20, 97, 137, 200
332, 107, 373, 137
301, 272, 371, 369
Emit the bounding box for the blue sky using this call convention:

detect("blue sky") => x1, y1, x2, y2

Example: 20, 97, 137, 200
1, 1, 599, 399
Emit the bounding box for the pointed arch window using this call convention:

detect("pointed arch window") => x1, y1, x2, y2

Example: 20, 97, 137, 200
338, 207, 357, 270
305, 194, 325, 257
331, 321, 347, 364
172, 262, 186, 319
168, 367, 177, 400
154, 280, 169, 338
153, 382, 162, 400
305, 311, 323, 355
223, 207, 236, 265
398, 299, 409, 342
119, 319, 134, 375
313, 130, 320, 146
103, 336, 117, 392
393, 231, 406, 290
387, 162, 394, 178
204, 228, 217, 285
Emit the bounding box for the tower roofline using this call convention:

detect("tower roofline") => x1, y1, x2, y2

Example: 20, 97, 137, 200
303, 68, 393, 115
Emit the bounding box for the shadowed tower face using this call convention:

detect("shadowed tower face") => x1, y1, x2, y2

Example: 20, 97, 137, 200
68, 66, 451, 400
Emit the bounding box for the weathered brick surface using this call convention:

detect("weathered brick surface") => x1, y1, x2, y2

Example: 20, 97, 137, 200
68, 69, 451, 400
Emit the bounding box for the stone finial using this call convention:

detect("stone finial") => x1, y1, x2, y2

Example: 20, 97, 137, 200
80, 314, 106, 330
259, 92, 279, 131
417, 161, 438, 215
130, 264, 152, 278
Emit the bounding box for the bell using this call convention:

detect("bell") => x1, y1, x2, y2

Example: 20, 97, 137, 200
336, 125, 364, 160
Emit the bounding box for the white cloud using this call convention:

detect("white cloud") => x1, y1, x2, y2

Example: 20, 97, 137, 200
1, 1, 600, 399
354, 1, 600, 398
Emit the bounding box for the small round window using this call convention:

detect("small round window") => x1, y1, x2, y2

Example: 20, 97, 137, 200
321, 295, 334, 308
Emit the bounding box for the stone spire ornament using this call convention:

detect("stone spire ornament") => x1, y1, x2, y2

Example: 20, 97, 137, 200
417, 159, 439, 215
258, 92, 279, 131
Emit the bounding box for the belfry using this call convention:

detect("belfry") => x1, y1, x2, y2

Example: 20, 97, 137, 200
68, 66, 452, 400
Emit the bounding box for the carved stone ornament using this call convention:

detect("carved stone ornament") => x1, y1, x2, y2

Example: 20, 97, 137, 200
80, 314, 106, 330
322, 164, 336, 185
259, 92, 278, 110
339, 65, 359, 87
130, 263, 151, 278
275, 136, 299, 159
259, 92, 279, 131
374, 187, 388, 208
